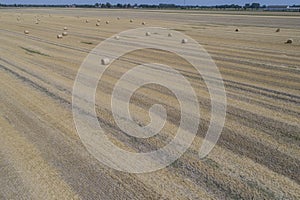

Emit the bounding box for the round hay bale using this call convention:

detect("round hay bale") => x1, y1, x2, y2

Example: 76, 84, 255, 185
285, 39, 293, 44
97, 19, 101, 22
182, 38, 188, 44
142, 22, 146, 25
96, 23, 100, 26
101, 58, 110, 65
57, 34, 63, 39
117, 17, 120, 20
168, 33, 173, 37
106, 21, 109, 24
24, 30, 29, 34
115, 35, 120, 40
63, 27, 68, 30
62, 31, 68, 36
86, 19, 89, 23
276, 28, 280, 32
145, 32, 151, 36
235, 28, 239, 32
130, 19, 133, 23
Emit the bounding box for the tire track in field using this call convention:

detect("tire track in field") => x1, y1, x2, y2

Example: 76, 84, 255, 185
1, 59, 299, 186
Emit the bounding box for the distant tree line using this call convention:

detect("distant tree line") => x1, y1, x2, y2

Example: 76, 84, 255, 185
0, 2, 297, 10
0, 4, 97, 8
91, 2, 263, 10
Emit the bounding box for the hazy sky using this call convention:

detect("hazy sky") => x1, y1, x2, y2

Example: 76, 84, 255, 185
1, 0, 297, 6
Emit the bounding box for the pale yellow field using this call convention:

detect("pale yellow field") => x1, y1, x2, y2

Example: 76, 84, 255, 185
0, 8, 299, 199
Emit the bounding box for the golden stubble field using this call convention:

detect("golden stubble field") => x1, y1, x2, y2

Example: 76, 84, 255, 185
0, 8, 299, 199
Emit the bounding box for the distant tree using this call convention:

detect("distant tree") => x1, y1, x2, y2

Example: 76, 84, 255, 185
244, 3, 250, 8
105, 2, 111, 8
250, 3, 260, 9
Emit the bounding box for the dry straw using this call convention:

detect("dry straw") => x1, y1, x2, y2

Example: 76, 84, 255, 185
182, 39, 188, 43
101, 58, 110, 65
285, 39, 293, 44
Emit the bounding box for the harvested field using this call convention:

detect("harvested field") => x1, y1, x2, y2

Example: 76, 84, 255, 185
0, 8, 299, 199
